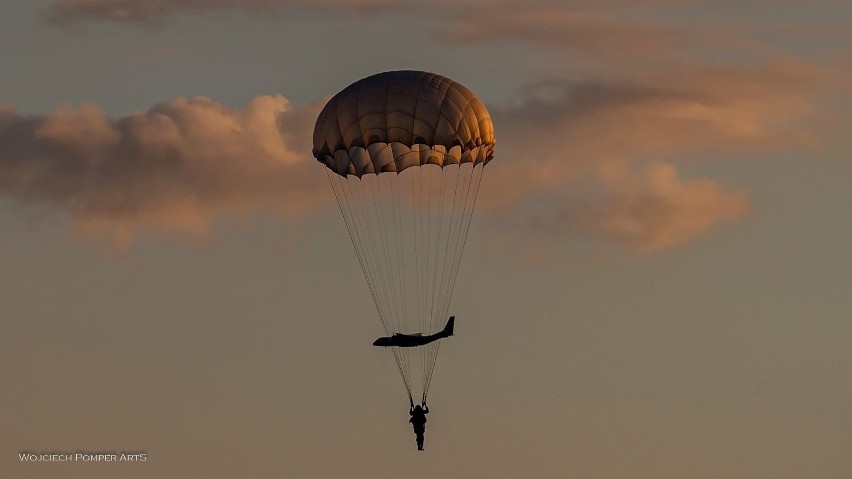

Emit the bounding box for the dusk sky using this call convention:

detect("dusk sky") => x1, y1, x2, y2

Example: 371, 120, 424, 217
2, 0, 852, 477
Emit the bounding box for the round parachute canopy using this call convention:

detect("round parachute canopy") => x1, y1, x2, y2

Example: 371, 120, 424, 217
312, 70, 495, 177
314, 71, 494, 403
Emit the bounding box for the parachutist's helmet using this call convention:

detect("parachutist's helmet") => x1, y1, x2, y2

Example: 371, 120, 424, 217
414, 405, 423, 412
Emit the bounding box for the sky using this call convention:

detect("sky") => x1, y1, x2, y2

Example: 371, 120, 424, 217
1, 0, 851, 477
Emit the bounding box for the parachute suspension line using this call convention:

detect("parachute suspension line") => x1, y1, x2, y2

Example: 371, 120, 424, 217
340, 178, 390, 331
423, 163, 463, 399
435, 164, 469, 323
411, 170, 422, 339
447, 165, 483, 317
340, 177, 393, 336
326, 170, 387, 340
390, 179, 407, 339
386, 173, 413, 395
388, 173, 411, 400
422, 165, 448, 400
436, 163, 465, 331
423, 163, 485, 399
369, 177, 413, 389
423, 176, 444, 398
346, 178, 392, 335
332, 164, 483, 404
349, 174, 412, 397
326, 169, 414, 403
415, 168, 426, 398
418, 162, 461, 402
447, 164, 484, 312
391, 172, 408, 338
416, 168, 424, 399
429, 165, 448, 333
439, 163, 478, 318
362, 177, 400, 334
425, 166, 432, 337
426, 164, 471, 397
392, 346, 413, 403
326, 170, 387, 333
421, 166, 433, 397
369, 179, 399, 332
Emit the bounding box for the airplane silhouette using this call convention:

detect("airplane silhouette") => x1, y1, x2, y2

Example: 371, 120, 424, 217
373, 317, 454, 348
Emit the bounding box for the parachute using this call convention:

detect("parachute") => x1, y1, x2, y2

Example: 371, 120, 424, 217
313, 71, 495, 404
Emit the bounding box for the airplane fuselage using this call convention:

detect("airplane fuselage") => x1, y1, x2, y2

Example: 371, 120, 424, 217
373, 317, 454, 348
373, 333, 442, 348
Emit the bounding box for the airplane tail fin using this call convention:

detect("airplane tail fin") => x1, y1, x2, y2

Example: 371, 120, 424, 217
442, 316, 455, 337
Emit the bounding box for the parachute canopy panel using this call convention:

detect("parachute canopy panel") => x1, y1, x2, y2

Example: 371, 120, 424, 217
312, 70, 495, 177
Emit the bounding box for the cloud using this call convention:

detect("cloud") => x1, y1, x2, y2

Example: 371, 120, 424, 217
481, 59, 831, 251
43, 0, 396, 26
438, 2, 852, 67
37, 0, 788, 31
0, 96, 328, 248
0, 57, 842, 253
441, 6, 701, 62
483, 158, 749, 253
594, 162, 747, 252
519, 161, 749, 252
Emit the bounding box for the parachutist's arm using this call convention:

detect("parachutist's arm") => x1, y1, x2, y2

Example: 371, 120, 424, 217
423, 405, 429, 414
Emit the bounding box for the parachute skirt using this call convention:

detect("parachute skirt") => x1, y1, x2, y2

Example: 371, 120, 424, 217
316, 141, 493, 178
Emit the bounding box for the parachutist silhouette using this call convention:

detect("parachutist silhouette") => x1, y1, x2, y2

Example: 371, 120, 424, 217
409, 402, 429, 450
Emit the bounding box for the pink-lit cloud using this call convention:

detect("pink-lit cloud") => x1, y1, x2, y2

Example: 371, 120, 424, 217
502, 161, 749, 252
0, 56, 838, 252
1, 30, 845, 253
0, 96, 328, 248
482, 59, 833, 251
43, 0, 396, 26
594, 162, 747, 252
441, 6, 714, 62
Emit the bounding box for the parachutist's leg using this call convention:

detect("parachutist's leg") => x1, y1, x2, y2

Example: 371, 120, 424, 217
414, 425, 425, 450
